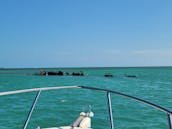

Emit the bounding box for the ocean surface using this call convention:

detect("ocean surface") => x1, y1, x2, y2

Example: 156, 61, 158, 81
0, 67, 172, 129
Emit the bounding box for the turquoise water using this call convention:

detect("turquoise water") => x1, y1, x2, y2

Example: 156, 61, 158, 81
0, 67, 172, 129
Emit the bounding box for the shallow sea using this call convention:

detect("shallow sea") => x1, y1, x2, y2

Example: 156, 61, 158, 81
0, 67, 172, 129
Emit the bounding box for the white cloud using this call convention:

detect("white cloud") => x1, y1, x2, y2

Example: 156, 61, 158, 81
103, 49, 172, 58
132, 49, 172, 56
98, 49, 172, 66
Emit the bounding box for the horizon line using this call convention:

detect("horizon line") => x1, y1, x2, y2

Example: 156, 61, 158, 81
1, 66, 172, 69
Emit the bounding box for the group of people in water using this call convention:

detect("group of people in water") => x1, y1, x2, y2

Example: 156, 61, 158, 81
38, 70, 84, 76
36, 70, 137, 78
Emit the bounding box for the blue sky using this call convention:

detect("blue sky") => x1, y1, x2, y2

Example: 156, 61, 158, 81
0, 0, 172, 68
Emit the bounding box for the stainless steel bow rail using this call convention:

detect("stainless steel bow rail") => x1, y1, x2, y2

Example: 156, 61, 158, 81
0, 86, 172, 129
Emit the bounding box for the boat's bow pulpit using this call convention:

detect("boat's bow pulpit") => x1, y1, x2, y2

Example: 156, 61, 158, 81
39, 111, 94, 129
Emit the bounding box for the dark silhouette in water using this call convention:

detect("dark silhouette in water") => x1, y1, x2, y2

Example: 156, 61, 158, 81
47, 71, 57, 75
125, 75, 137, 78
72, 71, 84, 76
57, 71, 64, 76
65, 72, 70, 76
104, 74, 113, 77
36, 70, 84, 76
47, 71, 64, 76
36, 70, 138, 79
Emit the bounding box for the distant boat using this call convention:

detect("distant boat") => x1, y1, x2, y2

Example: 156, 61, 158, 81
0, 86, 172, 129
